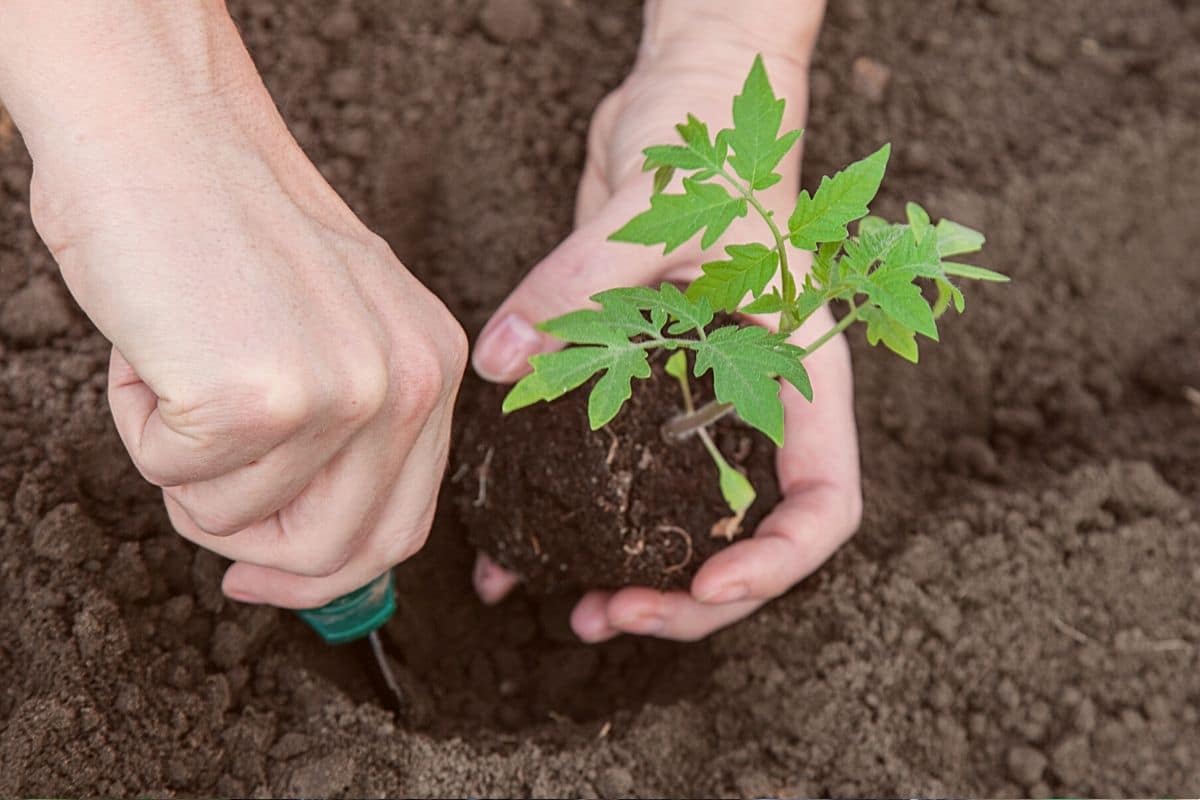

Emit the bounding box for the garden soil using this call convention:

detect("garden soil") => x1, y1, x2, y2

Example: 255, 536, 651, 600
1, 0, 1198, 796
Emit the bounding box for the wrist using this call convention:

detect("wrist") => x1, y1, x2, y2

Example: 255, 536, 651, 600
0, 1, 289, 181
639, 0, 825, 79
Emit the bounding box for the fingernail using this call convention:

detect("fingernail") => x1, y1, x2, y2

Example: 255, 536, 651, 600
617, 612, 665, 635
699, 582, 749, 604
473, 313, 542, 382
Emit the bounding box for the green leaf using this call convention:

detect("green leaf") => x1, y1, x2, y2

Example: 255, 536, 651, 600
588, 349, 653, 428
791, 287, 827, 325
933, 277, 965, 318
863, 261, 939, 341
940, 262, 1009, 282
652, 165, 675, 195
642, 114, 727, 174
842, 223, 907, 275
599, 283, 714, 335
687, 243, 780, 312
717, 460, 756, 513
610, 177, 747, 253
858, 215, 890, 236
863, 306, 919, 363
905, 202, 932, 243
692, 326, 811, 445
788, 144, 891, 250
664, 350, 688, 380
723, 54, 804, 191
740, 292, 784, 314
935, 218, 986, 257
502, 344, 651, 430
539, 303, 660, 346
811, 241, 842, 286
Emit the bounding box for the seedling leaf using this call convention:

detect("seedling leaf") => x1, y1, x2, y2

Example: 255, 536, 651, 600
717, 460, 756, 513
788, 144, 890, 250
693, 326, 811, 445
935, 218, 986, 257
643, 114, 727, 174
940, 262, 1009, 282
687, 243, 780, 312
610, 177, 747, 253
723, 54, 804, 191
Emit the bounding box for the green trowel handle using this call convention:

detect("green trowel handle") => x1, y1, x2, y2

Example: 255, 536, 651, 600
295, 571, 396, 645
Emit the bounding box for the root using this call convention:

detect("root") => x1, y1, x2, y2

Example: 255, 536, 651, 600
657, 524, 694, 574
472, 447, 495, 508
603, 427, 620, 467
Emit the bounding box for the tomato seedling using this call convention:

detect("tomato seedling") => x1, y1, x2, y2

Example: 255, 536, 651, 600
503, 55, 1007, 525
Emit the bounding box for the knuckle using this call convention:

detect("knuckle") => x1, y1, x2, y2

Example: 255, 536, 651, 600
181, 501, 244, 537
292, 538, 353, 579
335, 349, 390, 427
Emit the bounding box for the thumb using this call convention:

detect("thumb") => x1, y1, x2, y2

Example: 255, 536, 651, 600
472, 185, 690, 383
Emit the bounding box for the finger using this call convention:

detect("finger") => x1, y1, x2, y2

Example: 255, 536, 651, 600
471, 183, 693, 384
162, 416, 412, 575
219, 403, 454, 607
107, 348, 305, 486
473, 551, 520, 605
163, 416, 358, 536
692, 327, 861, 604
604, 587, 763, 642
570, 590, 619, 643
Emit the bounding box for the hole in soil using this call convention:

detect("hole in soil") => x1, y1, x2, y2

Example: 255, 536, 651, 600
363, 515, 716, 736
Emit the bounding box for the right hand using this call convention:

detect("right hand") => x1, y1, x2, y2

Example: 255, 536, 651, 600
26, 84, 466, 610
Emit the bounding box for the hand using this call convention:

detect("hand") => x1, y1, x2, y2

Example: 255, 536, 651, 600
470, 42, 861, 641
5, 5, 467, 608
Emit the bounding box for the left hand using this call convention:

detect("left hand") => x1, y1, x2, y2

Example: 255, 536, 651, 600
470, 44, 862, 641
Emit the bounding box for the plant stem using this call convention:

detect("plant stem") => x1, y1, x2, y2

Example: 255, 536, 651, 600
716, 168, 797, 306
662, 399, 734, 439
802, 300, 860, 355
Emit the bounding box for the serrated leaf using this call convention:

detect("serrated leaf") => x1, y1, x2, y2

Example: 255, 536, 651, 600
503, 344, 649, 423
940, 261, 1009, 282
723, 55, 804, 191
692, 326, 811, 445
740, 292, 784, 314
587, 349, 653, 428
687, 243, 779, 312
600, 283, 714, 335
842, 223, 907, 275
881, 225, 943, 279
863, 261, 939, 341
859, 215, 890, 236
788, 144, 891, 250
863, 307, 919, 363
811, 241, 842, 286
642, 114, 727, 174
791, 287, 827, 325
906, 202, 932, 243
539, 303, 660, 346
610, 177, 747, 253
935, 218, 986, 257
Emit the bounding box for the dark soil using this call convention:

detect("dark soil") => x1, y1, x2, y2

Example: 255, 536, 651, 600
455, 359, 780, 592
2, 0, 1199, 797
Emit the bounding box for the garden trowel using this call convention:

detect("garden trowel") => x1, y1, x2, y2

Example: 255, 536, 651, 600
294, 571, 405, 709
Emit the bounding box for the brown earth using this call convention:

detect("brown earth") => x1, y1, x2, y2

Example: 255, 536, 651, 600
454, 358, 781, 593
2, 0, 1199, 796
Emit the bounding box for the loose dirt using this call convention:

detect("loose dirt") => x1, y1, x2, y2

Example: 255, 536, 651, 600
1, 0, 1197, 796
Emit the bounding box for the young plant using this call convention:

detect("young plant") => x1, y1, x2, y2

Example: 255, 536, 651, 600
503, 55, 1007, 523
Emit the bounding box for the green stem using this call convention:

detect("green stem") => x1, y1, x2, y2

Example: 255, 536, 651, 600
716, 168, 797, 307
801, 300, 860, 355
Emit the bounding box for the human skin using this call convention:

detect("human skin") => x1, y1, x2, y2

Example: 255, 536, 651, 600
0, 1, 468, 609
472, 0, 864, 641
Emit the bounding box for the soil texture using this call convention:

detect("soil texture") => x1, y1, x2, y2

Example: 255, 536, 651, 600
1, 0, 1199, 797
455, 360, 780, 592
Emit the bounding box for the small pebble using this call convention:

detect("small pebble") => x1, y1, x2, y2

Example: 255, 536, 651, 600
1007, 745, 1048, 786
851, 56, 891, 103
479, 0, 543, 44
319, 8, 361, 42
